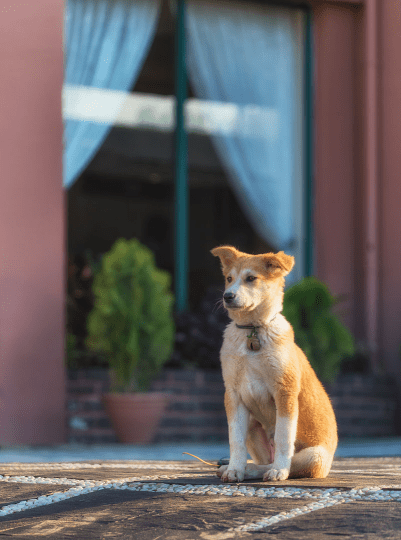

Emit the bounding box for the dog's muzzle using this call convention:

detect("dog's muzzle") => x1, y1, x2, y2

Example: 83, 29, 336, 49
223, 292, 236, 303
223, 291, 240, 308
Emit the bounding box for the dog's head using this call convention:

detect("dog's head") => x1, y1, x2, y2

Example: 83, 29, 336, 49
211, 245, 294, 316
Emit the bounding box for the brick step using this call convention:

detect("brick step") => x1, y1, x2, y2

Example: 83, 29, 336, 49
66, 369, 399, 443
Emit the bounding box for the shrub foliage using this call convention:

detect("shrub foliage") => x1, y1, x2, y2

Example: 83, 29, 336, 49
283, 276, 355, 383
86, 238, 175, 392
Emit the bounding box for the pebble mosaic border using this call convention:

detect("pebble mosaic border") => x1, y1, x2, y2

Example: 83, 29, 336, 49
0, 461, 201, 471
1, 463, 401, 532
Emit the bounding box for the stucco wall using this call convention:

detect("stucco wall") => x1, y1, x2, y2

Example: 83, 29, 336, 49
380, 0, 401, 377
313, 3, 360, 333
0, 1, 66, 443
313, 0, 401, 385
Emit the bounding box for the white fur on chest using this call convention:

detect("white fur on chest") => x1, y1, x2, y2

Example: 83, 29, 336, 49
220, 315, 290, 422
220, 315, 289, 376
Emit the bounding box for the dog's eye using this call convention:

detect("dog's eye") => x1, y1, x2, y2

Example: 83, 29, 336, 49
246, 276, 256, 282
227, 276, 232, 283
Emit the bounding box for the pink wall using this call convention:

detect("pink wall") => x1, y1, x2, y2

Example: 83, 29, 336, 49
379, 0, 401, 377
313, 0, 401, 385
0, 1, 66, 443
313, 3, 359, 332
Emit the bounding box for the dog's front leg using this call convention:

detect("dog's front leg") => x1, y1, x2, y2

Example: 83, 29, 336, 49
219, 391, 249, 483
263, 391, 298, 482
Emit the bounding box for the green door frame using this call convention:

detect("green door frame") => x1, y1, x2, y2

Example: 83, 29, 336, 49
173, 1, 314, 312
174, 0, 189, 313
304, 6, 314, 277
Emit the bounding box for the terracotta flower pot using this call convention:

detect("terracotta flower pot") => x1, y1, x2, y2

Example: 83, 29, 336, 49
103, 392, 169, 444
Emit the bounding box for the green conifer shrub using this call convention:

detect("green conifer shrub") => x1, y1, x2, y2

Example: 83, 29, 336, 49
86, 238, 175, 392
282, 276, 355, 383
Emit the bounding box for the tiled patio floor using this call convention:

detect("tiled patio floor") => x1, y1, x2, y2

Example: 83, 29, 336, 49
0, 454, 401, 538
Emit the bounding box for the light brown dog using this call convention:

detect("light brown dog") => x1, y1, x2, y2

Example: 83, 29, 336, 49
211, 245, 338, 482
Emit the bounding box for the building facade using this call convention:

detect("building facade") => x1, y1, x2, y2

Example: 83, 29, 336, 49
0, 0, 400, 443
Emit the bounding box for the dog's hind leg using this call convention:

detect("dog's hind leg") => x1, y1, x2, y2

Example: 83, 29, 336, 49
246, 418, 274, 465
289, 445, 334, 479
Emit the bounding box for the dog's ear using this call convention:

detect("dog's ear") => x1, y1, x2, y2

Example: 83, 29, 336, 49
263, 251, 295, 276
211, 245, 241, 271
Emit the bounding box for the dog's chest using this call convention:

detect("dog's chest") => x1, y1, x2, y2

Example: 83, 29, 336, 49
221, 325, 284, 378
239, 367, 275, 414
221, 327, 283, 419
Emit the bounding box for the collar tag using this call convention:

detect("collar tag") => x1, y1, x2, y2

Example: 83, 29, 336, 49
236, 324, 261, 351
247, 334, 261, 351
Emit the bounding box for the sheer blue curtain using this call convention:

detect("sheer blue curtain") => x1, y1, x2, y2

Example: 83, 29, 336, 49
186, 0, 304, 265
63, 0, 161, 189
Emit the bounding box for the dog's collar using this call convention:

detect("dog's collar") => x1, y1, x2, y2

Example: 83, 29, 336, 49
235, 324, 261, 330
236, 324, 261, 351
235, 314, 278, 351
235, 313, 278, 331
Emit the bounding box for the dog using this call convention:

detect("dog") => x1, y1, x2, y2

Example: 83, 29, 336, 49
211, 245, 338, 482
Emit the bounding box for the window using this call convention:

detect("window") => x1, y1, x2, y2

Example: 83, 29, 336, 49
64, 0, 312, 311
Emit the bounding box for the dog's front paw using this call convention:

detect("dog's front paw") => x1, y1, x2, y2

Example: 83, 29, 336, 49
263, 467, 289, 482
220, 467, 245, 483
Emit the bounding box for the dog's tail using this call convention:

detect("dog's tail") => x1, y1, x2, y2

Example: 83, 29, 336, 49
290, 445, 334, 479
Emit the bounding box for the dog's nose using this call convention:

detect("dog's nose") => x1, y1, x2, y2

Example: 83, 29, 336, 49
223, 292, 236, 303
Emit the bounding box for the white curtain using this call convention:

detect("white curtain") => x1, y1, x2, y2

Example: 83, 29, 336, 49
186, 0, 304, 261
63, 0, 161, 189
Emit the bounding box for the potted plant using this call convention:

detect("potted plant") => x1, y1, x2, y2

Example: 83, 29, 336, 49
86, 238, 175, 443
282, 276, 355, 383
